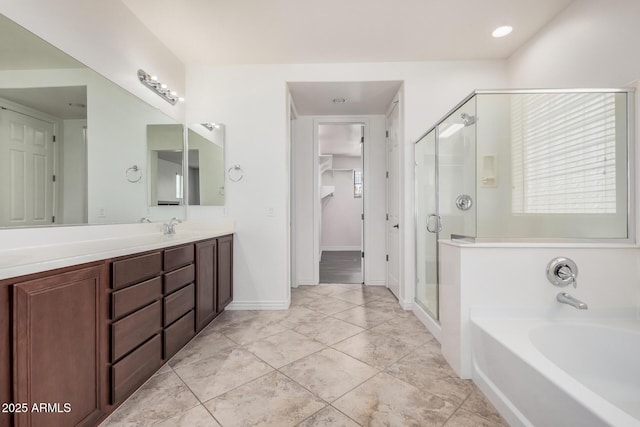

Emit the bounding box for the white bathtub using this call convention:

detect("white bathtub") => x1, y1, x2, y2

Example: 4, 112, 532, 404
471, 315, 640, 427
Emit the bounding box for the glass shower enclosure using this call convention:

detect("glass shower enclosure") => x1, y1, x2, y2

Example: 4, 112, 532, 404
415, 89, 633, 321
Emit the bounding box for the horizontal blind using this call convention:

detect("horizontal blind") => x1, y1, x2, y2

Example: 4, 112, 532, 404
511, 93, 617, 214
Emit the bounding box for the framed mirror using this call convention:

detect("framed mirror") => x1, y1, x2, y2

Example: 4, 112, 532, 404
187, 123, 225, 206
0, 13, 185, 227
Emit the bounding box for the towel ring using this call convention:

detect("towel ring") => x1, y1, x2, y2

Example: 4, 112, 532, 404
126, 165, 142, 183
228, 164, 244, 182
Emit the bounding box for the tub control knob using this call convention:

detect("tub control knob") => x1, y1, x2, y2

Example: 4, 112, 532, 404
547, 257, 578, 288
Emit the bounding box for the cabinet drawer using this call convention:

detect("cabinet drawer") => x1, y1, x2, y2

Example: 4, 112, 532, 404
111, 334, 162, 404
164, 310, 195, 360
112, 252, 162, 290
112, 276, 162, 320
164, 244, 194, 272
164, 284, 195, 327
111, 301, 162, 362
164, 264, 195, 294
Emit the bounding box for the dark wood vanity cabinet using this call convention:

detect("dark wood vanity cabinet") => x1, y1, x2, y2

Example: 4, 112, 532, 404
12, 264, 108, 427
1, 233, 233, 427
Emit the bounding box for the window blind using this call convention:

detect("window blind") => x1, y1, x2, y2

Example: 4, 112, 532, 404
511, 93, 617, 214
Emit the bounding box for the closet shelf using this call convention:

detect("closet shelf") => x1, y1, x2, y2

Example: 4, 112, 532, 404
320, 185, 335, 199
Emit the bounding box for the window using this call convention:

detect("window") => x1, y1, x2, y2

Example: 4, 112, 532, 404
353, 169, 362, 198
511, 93, 618, 214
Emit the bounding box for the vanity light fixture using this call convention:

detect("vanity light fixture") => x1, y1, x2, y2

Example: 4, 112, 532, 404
492, 25, 513, 38
137, 69, 182, 105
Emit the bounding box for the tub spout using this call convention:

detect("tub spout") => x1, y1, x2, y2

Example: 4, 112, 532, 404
556, 292, 588, 310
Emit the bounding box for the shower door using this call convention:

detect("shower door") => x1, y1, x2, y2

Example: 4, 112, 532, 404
415, 131, 438, 318
415, 98, 476, 322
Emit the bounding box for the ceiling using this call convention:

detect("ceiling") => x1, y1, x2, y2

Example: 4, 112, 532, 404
289, 81, 402, 115
0, 87, 87, 120
122, 0, 573, 66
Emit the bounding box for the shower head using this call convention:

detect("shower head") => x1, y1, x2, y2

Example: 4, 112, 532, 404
461, 113, 476, 126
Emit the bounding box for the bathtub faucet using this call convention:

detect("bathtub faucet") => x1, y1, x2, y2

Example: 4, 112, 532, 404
556, 292, 588, 310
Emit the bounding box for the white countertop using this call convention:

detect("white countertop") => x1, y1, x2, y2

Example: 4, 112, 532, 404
0, 219, 235, 280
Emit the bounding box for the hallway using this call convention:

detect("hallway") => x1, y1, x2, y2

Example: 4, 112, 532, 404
101, 284, 506, 426
319, 251, 362, 284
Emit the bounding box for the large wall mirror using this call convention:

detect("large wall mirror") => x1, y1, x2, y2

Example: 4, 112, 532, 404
0, 13, 185, 228
187, 123, 225, 206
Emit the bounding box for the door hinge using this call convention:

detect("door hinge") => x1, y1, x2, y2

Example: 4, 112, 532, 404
386, 171, 389, 178
360, 136, 364, 143
361, 251, 365, 258
361, 213, 364, 220
52, 135, 56, 142
51, 216, 55, 222
386, 254, 389, 262
386, 213, 389, 220
52, 175, 56, 182
385, 130, 389, 138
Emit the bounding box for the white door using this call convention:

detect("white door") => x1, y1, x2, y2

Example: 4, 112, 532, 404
0, 109, 55, 226
386, 101, 400, 298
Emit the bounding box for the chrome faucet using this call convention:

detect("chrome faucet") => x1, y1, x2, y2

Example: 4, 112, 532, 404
556, 292, 588, 310
140, 216, 152, 223
163, 217, 182, 235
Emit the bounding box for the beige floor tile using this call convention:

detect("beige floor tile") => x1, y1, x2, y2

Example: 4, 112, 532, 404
460, 389, 508, 426
169, 331, 237, 369
280, 348, 378, 402
291, 292, 322, 307
215, 316, 289, 345
245, 330, 325, 368
293, 316, 365, 346
369, 316, 434, 347
361, 286, 394, 296
332, 330, 415, 370
444, 408, 508, 427
363, 298, 412, 316
205, 371, 325, 427
201, 311, 260, 334
298, 406, 360, 427
329, 289, 385, 305
385, 349, 474, 406
303, 296, 357, 315
155, 405, 221, 426
101, 371, 199, 426
332, 305, 397, 329
305, 285, 347, 296
275, 306, 328, 328
173, 347, 273, 401
333, 372, 457, 426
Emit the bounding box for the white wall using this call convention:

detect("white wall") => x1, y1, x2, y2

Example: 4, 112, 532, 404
0, 0, 185, 122
321, 156, 362, 250
508, 0, 640, 89
187, 61, 508, 308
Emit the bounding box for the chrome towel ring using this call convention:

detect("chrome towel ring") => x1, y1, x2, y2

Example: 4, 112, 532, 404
125, 165, 142, 183
228, 164, 244, 182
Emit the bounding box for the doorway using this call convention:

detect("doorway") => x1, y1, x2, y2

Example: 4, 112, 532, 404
317, 122, 364, 284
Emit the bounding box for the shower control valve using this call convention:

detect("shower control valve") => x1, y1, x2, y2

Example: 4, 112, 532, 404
546, 257, 578, 288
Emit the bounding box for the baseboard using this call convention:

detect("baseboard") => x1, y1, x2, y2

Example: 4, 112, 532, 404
297, 280, 317, 286
399, 299, 413, 310
226, 300, 289, 310
321, 246, 361, 251
364, 280, 386, 286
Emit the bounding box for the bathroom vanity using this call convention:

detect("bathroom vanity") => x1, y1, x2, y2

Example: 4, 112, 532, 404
0, 230, 233, 427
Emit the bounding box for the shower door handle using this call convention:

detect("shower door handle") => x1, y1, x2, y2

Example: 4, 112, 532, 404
426, 214, 442, 233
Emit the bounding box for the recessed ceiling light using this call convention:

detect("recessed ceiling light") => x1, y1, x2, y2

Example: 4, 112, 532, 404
492, 25, 513, 38
332, 98, 347, 104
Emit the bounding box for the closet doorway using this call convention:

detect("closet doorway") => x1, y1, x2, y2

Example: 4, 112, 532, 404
318, 123, 364, 284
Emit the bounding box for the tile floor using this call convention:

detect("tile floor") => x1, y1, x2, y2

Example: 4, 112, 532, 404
101, 284, 508, 427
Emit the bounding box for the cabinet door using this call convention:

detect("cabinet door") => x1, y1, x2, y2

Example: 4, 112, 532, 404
0, 283, 11, 427
195, 239, 217, 332
13, 265, 105, 427
217, 235, 233, 312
